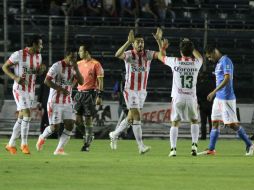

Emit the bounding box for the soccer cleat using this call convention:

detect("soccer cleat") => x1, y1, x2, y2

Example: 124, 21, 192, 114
197, 149, 216, 155
81, 143, 90, 152
20, 145, 31, 154
5, 145, 17, 155
53, 148, 67, 155
139, 145, 151, 155
36, 136, 45, 151
109, 132, 117, 150
168, 148, 176, 157
246, 145, 254, 156
191, 143, 198, 156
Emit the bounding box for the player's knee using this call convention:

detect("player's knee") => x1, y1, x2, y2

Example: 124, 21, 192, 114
191, 119, 198, 124
172, 120, 180, 127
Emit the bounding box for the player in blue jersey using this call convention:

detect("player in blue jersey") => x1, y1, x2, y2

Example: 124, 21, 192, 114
199, 45, 253, 156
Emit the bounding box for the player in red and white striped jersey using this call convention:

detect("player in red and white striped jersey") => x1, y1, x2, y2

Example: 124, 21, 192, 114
2, 35, 45, 154
36, 48, 83, 155
109, 28, 166, 154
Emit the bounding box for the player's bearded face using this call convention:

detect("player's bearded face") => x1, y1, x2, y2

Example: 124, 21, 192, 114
133, 38, 144, 52
69, 53, 77, 65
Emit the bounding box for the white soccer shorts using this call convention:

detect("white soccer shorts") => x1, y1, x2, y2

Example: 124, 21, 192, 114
123, 89, 147, 109
170, 97, 199, 122
47, 102, 76, 125
211, 98, 239, 124
13, 89, 35, 111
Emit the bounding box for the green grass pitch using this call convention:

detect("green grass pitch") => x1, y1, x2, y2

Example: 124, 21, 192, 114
0, 138, 254, 190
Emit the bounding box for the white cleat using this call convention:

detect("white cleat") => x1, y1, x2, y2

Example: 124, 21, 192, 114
139, 146, 151, 155
109, 132, 117, 150
168, 148, 176, 157
53, 148, 68, 155
246, 145, 254, 156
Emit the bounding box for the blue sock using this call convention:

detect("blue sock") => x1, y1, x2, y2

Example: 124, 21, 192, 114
237, 127, 252, 147
208, 128, 219, 151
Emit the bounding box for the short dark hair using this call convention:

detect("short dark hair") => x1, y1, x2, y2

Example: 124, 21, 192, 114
28, 34, 42, 46
180, 40, 194, 57
64, 47, 77, 57
204, 45, 216, 54
79, 42, 92, 53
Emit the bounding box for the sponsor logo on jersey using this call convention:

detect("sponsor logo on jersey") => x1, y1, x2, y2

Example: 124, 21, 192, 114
174, 66, 198, 75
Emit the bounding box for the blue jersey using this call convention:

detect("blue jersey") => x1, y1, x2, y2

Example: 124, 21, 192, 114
215, 55, 235, 100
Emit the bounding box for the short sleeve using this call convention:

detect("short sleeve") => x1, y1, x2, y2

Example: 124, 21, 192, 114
222, 57, 233, 75
46, 63, 59, 80
8, 51, 19, 65
164, 57, 176, 68
123, 50, 132, 62
95, 62, 104, 77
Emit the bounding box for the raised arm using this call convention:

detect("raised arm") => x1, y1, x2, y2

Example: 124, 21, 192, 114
115, 30, 134, 60
152, 28, 168, 60
193, 49, 203, 63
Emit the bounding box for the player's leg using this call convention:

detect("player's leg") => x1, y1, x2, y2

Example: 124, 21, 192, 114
81, 92, 96, 151
222, 100, 253, 155
169, 98, 182, 157
54, 119, 74, 155
6, 111, 22, 154
36, 103, 60, 151
109, 92, 131, 150
74, 92, 86, 138
20, 107, 31, 154
189, 99, 200, 156
132, 91, 150, 154
6, 90, 23, 154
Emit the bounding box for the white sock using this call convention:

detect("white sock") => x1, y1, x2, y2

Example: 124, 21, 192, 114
132, 120, 144, 149
191, 124, 199, 144
170, 126, 178, 149
112, 118, 129, 138
21, 117, 30, 146
56, 129, 72, 150
8, 118, 22, 147
41, 126, 54, 139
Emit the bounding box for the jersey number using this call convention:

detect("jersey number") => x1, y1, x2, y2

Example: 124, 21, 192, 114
180, 75, 193, 89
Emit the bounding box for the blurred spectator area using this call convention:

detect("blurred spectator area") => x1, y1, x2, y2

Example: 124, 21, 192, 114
0, 0, 253, 103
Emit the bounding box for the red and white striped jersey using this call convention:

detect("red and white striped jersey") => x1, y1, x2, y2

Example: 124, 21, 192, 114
46, 60, 76, 104
8, 47, 42, 93
123, 50, 155, 91
162, 56, 203, 99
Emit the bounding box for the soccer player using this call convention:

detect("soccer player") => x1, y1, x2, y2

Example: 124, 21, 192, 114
74, 44, 104, 152
109, 28, 165, 154
157, 38, 203, 157
199, 45, 253, 156
36, 48, 84, 155
3, 35, 45, 154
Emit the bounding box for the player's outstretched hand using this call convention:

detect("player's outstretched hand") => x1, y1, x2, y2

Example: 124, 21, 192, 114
162, 38, 169, 49
128, 30, 135, 44
152, 27, 163, 41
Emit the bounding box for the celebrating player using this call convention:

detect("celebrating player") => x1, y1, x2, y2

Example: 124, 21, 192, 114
3, 35, 45, 154
36, 48, 84, 155
109, 28, 165, 154
157, 38, 203, 157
